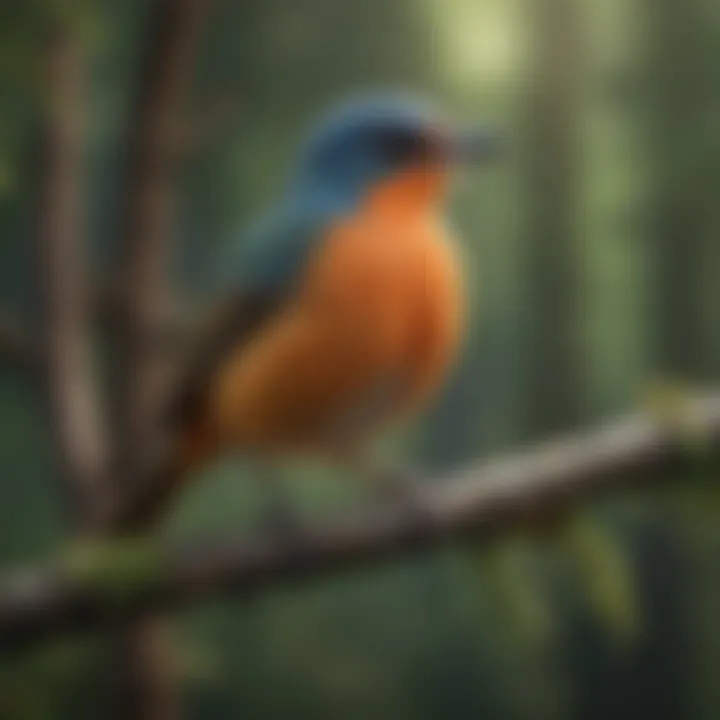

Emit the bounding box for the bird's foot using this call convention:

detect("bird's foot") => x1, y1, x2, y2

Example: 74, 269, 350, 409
367, 466, 439, 528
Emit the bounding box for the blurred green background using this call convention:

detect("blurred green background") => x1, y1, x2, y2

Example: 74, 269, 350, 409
1, 0, 720, 718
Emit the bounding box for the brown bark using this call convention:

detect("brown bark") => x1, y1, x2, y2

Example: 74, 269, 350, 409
1, 389, 718, 649
36, 26, 112, 531
114, 0, 209, 486
111, 2, 211, 717
111, 617, 183, 720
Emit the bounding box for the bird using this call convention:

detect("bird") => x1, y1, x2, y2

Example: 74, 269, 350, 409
118, 94, 500, 531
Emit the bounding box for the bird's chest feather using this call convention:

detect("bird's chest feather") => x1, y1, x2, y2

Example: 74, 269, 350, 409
301, 212, 464, 382
212, 209, 465, 450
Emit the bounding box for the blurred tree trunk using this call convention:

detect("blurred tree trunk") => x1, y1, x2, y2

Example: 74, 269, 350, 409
110, 1, 209, 718
643, 0, 718, 380
521, 0, 585, 437
112, 618, 183, 720
37, 23, 112, 529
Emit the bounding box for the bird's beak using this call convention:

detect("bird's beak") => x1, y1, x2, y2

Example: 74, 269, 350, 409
449, 127, 504, 164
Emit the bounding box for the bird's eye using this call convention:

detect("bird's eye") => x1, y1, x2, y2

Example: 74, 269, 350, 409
374, 130, 428, 165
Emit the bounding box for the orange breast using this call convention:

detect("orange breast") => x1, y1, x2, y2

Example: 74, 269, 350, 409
209, 177, 465, 454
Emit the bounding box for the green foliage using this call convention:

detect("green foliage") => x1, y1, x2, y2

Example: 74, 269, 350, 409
0, 636, 102, 720
559, 512, 640, 644
460, 537, 556, 647
641, 379, 714, 454
58, 538, 164, 606
457, 515, 639, 651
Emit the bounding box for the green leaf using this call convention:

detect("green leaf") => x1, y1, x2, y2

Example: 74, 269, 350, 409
641, 379, 712, 455
560, 512, 640, 644
58, 537, 164, 606
463, 537, 555, 646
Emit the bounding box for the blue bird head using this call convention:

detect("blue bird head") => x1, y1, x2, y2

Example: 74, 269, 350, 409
289, 93, 501, 204
233, 94, 500, 292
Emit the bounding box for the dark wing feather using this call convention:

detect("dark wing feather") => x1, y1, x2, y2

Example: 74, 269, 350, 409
166, 188, 343, 432
167, 205, 329, 428
166, 287, 289, 428
114, 288, 291, 532
115, 190, 344, 529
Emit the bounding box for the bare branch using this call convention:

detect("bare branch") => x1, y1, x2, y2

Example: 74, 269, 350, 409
35, 25, 112, 528
108, 3, 212, 716
2, 391, 719, 649
111, 287, 286, 534
114, 0, 210, 487
0, 290, 195, 375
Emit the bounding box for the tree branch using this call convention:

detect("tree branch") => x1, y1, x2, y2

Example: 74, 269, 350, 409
108, 3, 212, 716
114, 0, 210, 487
0, 287, 197, 375
2, 391, 719, 649
35, 25, 112, 528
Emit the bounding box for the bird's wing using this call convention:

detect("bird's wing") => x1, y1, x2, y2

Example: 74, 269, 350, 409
167, 286, 286, 426
167, 199, 329, 429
